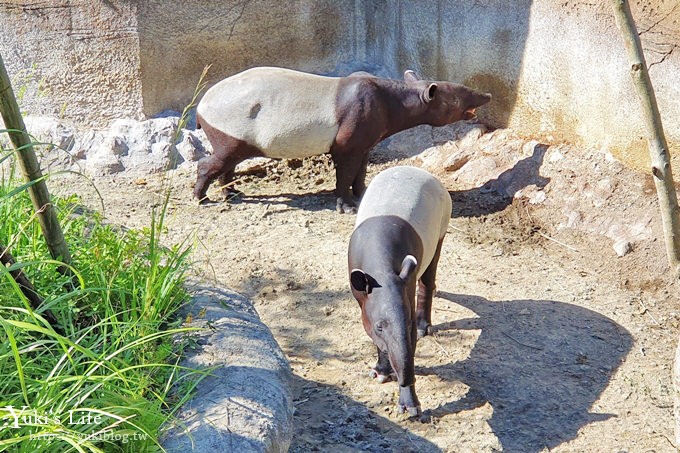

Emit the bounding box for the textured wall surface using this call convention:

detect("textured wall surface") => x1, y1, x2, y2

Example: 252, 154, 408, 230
137, 0, 357, 116
1, 0, 679, 170
505, 1, 680, 171
0, 0, 143, 126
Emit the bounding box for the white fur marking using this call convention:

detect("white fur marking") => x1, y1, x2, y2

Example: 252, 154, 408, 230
197, 67, 340, 158
355, 166, 452, 279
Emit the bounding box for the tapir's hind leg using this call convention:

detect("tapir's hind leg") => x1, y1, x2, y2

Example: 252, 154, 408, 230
195, 156, 228, 204
416, 237, 444, 339
194, 119, 264, 204
369, 346, 396, 383
217, 168, 244, 201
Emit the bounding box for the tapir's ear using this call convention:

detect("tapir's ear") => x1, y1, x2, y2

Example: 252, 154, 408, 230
404, 70, 420, 82
399, 255, 418, 281
350, 269, 368, 293
423, 83, 438, 103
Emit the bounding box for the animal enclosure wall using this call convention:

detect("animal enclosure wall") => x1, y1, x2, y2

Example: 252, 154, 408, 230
1, 0, 679, 171
0, 0, 142, 126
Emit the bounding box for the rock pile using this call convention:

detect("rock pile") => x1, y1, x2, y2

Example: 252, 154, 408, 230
2, 114, 209, 176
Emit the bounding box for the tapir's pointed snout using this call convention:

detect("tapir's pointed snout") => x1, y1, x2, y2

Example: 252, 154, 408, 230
464, 92, 492, 119
385, 323, 420, 415
477, 91, 492, 106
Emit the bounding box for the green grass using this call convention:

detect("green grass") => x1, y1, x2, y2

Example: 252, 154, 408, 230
0, 152, 206, 452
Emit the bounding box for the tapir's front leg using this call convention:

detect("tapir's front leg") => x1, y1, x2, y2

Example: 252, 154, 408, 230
352, 153, 369, 199
331, 151, 363, 214
330, 110, 382, 213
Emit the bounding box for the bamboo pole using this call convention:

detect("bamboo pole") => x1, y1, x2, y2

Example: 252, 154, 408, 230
610, 0, 680, 275
610, 2, 680, 447
0, 52, 72, 269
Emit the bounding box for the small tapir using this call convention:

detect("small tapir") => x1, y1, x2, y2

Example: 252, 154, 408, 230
193, 66, 491, 212
348, 166, 452, 416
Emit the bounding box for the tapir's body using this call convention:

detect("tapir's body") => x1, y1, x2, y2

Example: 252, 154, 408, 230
197, 68, 340, 159
348, 166, 452, 415
194, 67, 490, 212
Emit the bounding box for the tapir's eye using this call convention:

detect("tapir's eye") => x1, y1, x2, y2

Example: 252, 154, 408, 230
374, 320, 388, 333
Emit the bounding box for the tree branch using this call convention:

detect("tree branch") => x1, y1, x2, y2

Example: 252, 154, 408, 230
610, 0, 680, 275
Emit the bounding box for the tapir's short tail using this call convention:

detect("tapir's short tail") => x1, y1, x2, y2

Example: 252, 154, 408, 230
195, 113, 202, 129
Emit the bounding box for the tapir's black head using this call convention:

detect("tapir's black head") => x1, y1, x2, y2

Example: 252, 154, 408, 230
403, 70, 492, 127
350, 256, 419, 376
349, 254, 423, 415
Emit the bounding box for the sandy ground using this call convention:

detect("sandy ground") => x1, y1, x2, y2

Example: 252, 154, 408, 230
52, 128, 680, 452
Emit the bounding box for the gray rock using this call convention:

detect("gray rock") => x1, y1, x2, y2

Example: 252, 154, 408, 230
162, 282, 293, 453
77, 117, 184, 175
455, 156, 502, 188
412, 122, 490, 174
515, 186, 547, 204
84, 151, 124, 176
127, 141, 182, 174
72, 129, 105, 161
84, 132, 126, 176
10, 115, 208, 176
416, 141, 470, 173
374, 124, 434, 159
6, 116, 79, 171
176, 130, 207, 163
107, 136, 129, 157
192, 128, 213, 154
23, 115, 76, 152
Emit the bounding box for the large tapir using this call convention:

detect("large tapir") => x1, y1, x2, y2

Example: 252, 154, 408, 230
193, 67, 491, 212
348, 166, 452, 416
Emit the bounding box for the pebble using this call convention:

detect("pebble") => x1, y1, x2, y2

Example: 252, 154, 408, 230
613, 239, 633, 257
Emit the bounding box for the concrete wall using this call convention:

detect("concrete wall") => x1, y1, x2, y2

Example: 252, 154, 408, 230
0, 0, 143, 126
507, 1, 680, 172
1, 0, 679, 171
136, 0, 358, 116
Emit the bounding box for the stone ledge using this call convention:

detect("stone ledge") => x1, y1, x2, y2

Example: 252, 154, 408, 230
161, 281, 293, 452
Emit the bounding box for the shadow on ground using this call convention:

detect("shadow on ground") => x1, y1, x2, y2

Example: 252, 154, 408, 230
451, 144, 550, 218
421, 292, 633, 452
289, 374, 441, 453
228, 142, 551, 218
233, 189, 337, 213
239, 274, 440, 451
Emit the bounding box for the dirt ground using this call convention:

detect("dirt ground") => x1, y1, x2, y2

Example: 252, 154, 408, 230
52, 126, 680, 452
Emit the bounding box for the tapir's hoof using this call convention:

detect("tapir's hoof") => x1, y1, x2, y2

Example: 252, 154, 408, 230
396, 404, 422, 417
417, 325, 433, 340
198, 197, 220, 206
223, 189, 244, 201
336, 198, 357, 214
368, 369, 395, 383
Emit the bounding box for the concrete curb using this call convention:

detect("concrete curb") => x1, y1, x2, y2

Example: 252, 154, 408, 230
161, 281, 293, 452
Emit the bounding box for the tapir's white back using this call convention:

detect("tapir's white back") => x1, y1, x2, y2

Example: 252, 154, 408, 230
355, 166, 452, 278
197, 67, 341, 158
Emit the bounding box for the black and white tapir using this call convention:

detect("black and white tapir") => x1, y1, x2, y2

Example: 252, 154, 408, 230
193, 66, 491, 212
348, 166, 452, 416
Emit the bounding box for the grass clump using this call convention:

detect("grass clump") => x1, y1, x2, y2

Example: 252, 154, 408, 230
0, 158, 204, 452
